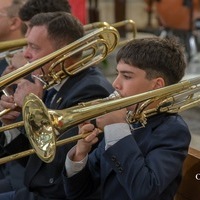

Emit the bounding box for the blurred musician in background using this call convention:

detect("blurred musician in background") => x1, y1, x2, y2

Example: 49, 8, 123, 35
0, 0, 27, 75
0, 0, 26, 42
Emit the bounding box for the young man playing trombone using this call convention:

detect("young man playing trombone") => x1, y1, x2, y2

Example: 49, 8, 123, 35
63, 37, 191, 200
0, 12, 114, 200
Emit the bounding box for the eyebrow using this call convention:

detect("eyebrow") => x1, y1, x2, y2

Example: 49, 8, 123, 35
116, 69, 134, 75
27, 42, 40, 49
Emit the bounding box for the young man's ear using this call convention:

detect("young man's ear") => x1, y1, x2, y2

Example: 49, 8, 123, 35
153, 77, 165, 89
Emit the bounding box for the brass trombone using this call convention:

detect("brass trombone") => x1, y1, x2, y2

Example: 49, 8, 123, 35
0, 38, 27, 58
0, 25, 120, 90
0, 76, 200, 164
112, 19, 137, 46
0, 24, 120, 117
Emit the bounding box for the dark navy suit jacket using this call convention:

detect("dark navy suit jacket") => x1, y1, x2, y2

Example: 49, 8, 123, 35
0, 58, 26, 192
4, 67, 114, 200
63, 113, 191, 200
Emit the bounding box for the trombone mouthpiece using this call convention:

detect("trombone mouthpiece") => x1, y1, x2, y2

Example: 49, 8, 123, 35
107, 90, 121, 100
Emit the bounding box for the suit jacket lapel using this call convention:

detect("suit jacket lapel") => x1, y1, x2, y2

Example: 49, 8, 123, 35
50, 95, 63, 109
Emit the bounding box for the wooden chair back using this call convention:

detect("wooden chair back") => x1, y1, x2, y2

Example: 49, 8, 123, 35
174, 147, 200, 200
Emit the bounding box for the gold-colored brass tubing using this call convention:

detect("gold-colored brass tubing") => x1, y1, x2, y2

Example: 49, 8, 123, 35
0, 90, 18, 117
0, 91, 120, 133
0, 20, 136, 89
0, 121, 24, 132
21, 76, 200, 162
112, 19, 137, 46
0, 26, 119, 90
0, 131, 98, 165
0, 38, 27, 53
0, 76, 200, 163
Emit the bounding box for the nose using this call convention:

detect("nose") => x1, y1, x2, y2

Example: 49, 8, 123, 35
112, 75, 121, 91
23, 46, 32, 61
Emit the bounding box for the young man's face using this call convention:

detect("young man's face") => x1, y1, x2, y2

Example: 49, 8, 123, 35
112, 60, 162, 111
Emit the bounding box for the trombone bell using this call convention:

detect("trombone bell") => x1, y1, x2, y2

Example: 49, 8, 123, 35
23, 94, 56, 162
23, 91, 120, 163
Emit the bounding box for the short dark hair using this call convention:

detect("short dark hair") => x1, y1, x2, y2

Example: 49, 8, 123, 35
116, 37, 187, 85
19, 0, 71, 21
29, 12, 84, 50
